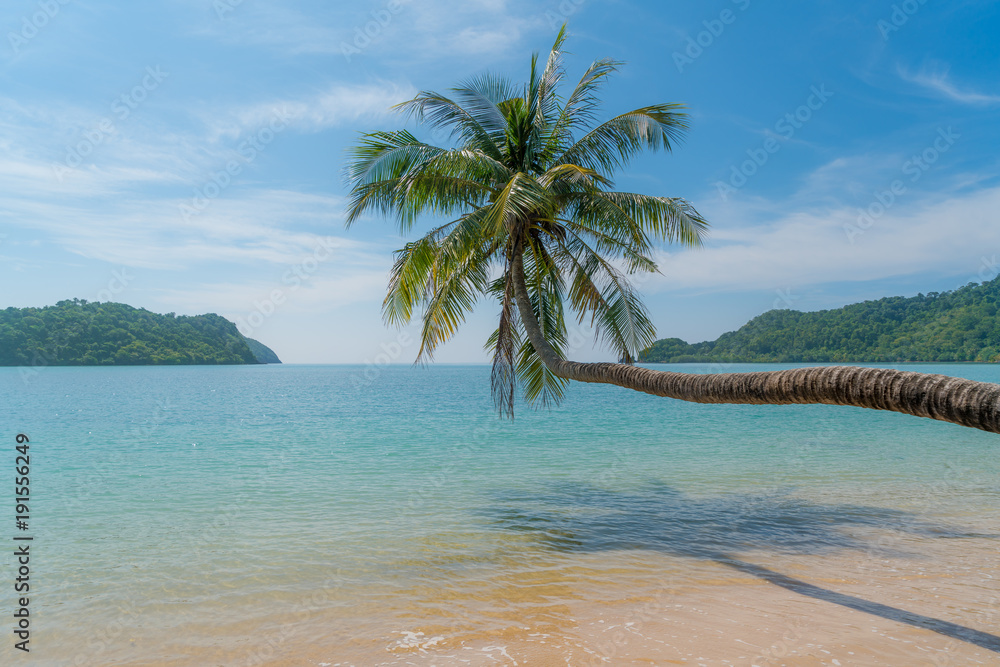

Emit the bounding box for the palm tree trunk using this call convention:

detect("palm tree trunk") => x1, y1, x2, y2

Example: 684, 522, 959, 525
510, 252, 1000, 434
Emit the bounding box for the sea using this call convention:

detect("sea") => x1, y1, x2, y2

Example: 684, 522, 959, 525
1, 363, 998, 666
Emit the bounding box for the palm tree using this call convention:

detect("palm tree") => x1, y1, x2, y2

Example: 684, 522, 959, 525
346, 28, 1000, 434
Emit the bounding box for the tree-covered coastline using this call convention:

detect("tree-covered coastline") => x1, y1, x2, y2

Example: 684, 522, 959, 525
0, 300, 280, 366
641, 277, 1000, 363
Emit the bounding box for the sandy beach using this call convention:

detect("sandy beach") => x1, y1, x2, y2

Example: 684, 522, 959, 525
49, 531, 998, 666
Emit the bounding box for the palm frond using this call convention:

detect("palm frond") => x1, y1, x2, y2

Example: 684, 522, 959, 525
566, 190, 708, 250
480, 172, 552, 239
590, 192, 708, 246
488, 263, 520, 417
550, 229, 657, 362
383, 235, 438, 328
345, 130, 442, 185
513, 236, 570, 407
416, 245, 492, 361
541, 57, 622, 161
394, 92, 505, 160
516, 337, 570, 407
550, 219, 657, 274
537, 163, 610, 190
555, 104, 690, 173
452, 72, 521, 145
532, 25, 567, 154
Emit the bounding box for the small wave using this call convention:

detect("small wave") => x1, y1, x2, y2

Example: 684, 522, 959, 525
390, 630, 446, 652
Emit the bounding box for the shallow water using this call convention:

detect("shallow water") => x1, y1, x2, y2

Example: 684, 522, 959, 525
1, 363, 998, 665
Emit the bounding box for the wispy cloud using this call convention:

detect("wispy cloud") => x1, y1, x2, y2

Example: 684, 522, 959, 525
1, 73, 412, 181
187, 0, 544, 60
1, 184, 370, 270
649, 184, 1000, 294
899, 65, 1000, 106
155, 270, 390, 315
203, 82, 415, 141
183, 1, 349, 55
0, 77, 415, 271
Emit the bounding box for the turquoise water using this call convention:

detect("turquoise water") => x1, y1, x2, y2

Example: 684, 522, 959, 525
1, 363, 999, 664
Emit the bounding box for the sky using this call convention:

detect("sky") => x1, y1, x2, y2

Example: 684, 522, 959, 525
1, 0, 999, 364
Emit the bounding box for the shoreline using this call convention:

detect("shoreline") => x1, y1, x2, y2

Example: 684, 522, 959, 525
29, 536, 1000, 665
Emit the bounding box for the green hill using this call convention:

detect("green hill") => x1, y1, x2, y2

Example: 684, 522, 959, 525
640, 277, 1000, 363
0, 300, 280, 367
243, 336, 282, 364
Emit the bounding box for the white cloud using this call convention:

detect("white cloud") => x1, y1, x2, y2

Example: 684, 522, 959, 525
187, 0, 543, 60
648, 185, 1000, 294
0, 79, 415, 271
155, 270, 390, 316
185, 1, 347, 55
899, 66, 1000, 106
446, 25, 524, 56
204, 83, 415, 141
406, 0, 542, 59
2, 187, 373, 270
0, 77, 414, 192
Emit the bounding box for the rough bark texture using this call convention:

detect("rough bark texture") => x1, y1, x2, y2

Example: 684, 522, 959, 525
511, 253, 1000, 434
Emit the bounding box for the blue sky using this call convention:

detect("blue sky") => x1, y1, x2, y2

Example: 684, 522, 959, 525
2, 0, 999, 363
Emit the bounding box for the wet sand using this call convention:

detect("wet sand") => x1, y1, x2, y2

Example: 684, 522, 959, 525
55, 531, 999, 666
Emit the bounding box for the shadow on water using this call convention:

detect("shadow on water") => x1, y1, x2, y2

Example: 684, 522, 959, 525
481, 481, 1000, 652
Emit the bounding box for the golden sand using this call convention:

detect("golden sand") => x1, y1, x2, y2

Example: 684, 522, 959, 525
58, 531, 999, 666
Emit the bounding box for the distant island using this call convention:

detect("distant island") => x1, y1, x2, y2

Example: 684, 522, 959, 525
0, 300, 281, 366
641, 277, 1000, 363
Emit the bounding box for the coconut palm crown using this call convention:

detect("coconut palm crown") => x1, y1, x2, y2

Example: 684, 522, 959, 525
346, 27, 708, 416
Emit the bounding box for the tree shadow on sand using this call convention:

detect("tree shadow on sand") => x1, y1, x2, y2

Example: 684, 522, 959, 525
480, 482, 1000, 652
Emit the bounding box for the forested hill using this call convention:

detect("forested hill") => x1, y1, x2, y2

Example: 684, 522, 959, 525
243, 337, 282, 364
0, 300, 281, 366
640, 277, 1000, 363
